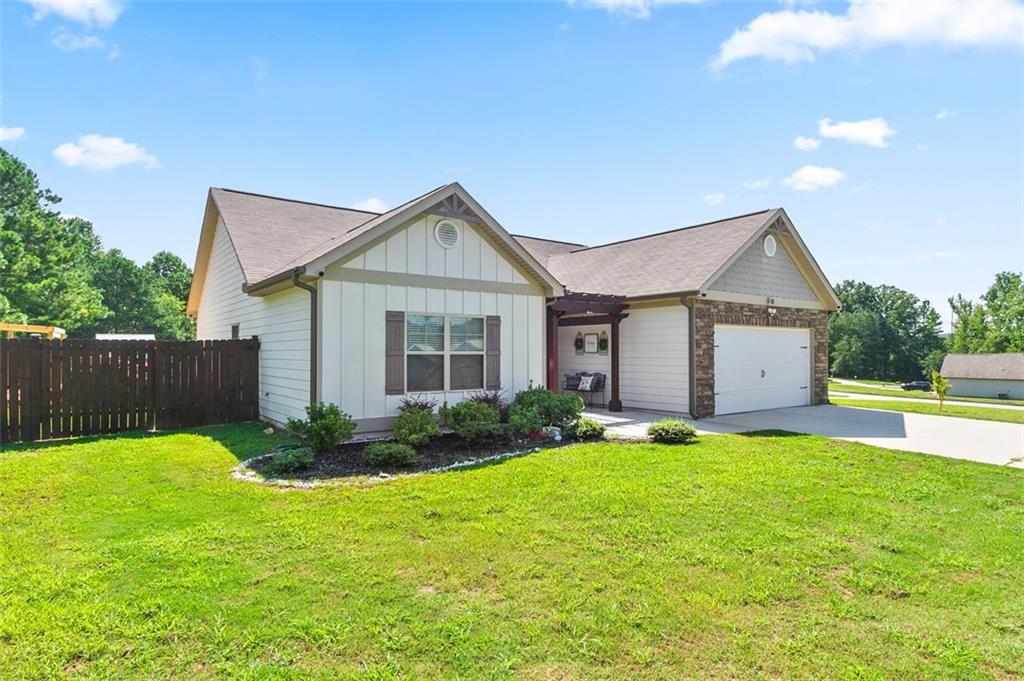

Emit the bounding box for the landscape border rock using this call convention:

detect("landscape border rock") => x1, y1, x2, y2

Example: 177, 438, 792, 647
231, 445, 545, 489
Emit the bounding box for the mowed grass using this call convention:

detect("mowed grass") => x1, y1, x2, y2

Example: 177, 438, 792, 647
831, 398, 1024, 424
2, 425, 1023, 679
829, 381, 1024, 408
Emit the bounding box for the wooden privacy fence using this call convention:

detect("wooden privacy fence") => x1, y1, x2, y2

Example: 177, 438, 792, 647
1, 338, 260, 444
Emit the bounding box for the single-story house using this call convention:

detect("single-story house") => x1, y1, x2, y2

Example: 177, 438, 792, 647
940, 353, 1024, 399
187, 183, 840, 430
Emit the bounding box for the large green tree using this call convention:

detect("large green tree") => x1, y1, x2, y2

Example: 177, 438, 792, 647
949, 272, 1024, 353
828, 280, 944, 381
0, 149, 107, 329
1, 149, 194, 340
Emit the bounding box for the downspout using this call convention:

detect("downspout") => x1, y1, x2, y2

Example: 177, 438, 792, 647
291, 267, 318, 405
682, 295, 698, 418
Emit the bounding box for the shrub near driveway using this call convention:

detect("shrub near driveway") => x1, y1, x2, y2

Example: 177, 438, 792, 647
2, 423, 1023, 678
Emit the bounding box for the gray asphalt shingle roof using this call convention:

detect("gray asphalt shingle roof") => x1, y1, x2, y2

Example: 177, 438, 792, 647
515, 210, 778, 298
941, 353, 1024, 381
210, 188, 378, 285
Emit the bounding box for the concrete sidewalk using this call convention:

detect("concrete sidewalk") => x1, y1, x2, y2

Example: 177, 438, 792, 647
585, 405, 1024, 468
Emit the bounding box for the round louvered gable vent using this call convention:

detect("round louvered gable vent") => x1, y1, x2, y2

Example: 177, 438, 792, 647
763, 234, 777, 257
434, 220, 460, 249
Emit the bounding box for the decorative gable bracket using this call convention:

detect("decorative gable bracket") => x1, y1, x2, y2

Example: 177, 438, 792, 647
425, 194, 485, 225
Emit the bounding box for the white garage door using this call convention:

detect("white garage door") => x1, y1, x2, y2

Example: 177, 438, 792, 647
714, 325, 811, 415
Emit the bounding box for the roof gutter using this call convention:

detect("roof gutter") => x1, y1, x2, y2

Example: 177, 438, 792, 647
290, 267, 318, 405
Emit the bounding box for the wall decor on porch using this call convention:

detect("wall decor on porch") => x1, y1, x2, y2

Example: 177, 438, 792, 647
574, 332, 585, 354
584, 333, 599, 353
598, 330, 609, 355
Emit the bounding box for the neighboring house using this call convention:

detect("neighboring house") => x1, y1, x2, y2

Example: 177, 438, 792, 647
187, 183, 839, 430
940, 353, 1024, 399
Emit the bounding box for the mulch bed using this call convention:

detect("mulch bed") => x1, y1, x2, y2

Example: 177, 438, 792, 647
251, 433, 568, 480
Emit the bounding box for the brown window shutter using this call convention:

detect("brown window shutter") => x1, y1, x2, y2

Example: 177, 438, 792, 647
485, 315, 501, 391
385, 311, 405, 395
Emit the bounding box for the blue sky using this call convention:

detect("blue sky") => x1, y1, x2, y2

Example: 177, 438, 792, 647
3, 0, 1022, 326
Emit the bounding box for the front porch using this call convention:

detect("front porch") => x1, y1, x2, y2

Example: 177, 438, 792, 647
546, 292, 628, 412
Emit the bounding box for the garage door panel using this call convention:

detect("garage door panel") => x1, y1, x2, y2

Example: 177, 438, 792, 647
714, 325, 810, 415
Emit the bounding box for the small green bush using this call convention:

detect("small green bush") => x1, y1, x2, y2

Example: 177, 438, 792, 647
262, 446, 314, 476
466, 390, 509, 422
508, 404, 545, 436
647, 419, 697, 444
456, 422, 515, 447
511, 386, 584, 428
285, 402, 356, 453
364, 442, 419, 468
439, 400, 500, 430
393, 408, 440, 446
568, 417, 605, 441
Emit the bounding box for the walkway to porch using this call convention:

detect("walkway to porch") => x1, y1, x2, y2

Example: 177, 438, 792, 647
582, 407, 746, 438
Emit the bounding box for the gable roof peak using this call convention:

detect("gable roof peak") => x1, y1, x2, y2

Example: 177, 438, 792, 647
571, 208, 778, 254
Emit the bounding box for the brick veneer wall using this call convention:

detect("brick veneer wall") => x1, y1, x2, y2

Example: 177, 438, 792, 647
692, 300, 829, 418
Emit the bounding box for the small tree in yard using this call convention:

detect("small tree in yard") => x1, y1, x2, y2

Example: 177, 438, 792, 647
931, 371, 951, 411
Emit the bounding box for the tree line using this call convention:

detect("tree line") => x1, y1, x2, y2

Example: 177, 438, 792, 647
829, 273, 1023, 382
1, 149, 194, 339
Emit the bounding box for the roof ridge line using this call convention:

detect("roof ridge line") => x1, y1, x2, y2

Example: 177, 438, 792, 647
212, 187, 382, 215
561, 208, 777, 255
512, 233, 587, 247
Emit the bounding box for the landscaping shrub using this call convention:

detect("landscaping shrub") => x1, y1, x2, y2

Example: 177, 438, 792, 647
456, 422, 516, 447
285, 402, 356, 453
511, 386, 584, 428
466, 390, 509, 422
508, 404, 545, 436
262, 446, 314, 476
398, 395, 438, 413
568, 417, 605, 441
647, 419, 697, 444
363, 442, 419, 468
439, 400, 500, 430
393, 407, 440, 446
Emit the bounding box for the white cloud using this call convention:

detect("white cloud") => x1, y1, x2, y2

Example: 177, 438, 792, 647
568, 0, 702, 21
794, 135, 821, 150
935, 108, 957, 120
53, 134, 160, 171
713, 0, 1024, 70
351, 197, 387, 213
916, 142, 929, 151
0, 127, 26, 143
780, 164, 846, 191
28, 0, 123, 28
702, 192, 725, 205
743, 177, 772, 190
818, 116, 895, 148
52, 30, 105, 52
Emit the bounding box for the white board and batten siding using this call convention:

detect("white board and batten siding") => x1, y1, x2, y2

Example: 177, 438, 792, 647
558, 324, 612, 405
320, 215, 546, 423
620, 305, 689, 413
195, 218, 311, 425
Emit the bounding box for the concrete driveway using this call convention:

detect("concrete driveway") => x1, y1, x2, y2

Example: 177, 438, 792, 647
587, 405, 1024, 468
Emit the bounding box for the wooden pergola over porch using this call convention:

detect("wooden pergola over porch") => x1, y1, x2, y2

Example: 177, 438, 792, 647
546, 292, 628, 412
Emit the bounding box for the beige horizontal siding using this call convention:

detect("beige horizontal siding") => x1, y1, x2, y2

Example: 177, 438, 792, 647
195, 218, 311, 425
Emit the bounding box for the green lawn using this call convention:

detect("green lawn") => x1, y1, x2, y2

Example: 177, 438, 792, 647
829, 381, 1024, 407
832, 377, 902, 388
832, 398, 1024, 424
2, 425, 1023, 679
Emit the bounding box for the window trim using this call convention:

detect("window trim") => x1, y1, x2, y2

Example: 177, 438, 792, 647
405, 313, 486, 393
